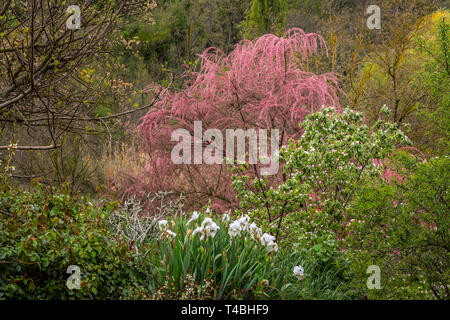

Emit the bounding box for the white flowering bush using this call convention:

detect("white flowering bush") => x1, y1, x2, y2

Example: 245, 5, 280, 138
232, 107, 411, 248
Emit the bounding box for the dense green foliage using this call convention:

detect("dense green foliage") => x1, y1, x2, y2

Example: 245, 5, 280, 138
0, 181, 150, 299
232, 108, 448, 300
0, 180, 358, 299
347, 155, 449, 299
414, 14, 450, 154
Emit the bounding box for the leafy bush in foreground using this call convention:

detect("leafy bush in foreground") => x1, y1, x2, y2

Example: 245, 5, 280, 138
347, 154, 449, 299
0, 182, 150, 299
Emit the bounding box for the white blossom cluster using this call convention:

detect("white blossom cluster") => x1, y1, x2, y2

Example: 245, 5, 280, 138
1, 142, 18, 174
192, 217, 220, 240
158, 219, 176, 239
260, 233, 278, 253
8, 142, 18, 150
228, 214, 278, 253
185, 211, 279, 254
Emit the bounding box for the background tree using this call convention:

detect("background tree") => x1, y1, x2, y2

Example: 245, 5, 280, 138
241, 0, 287, 38
0, 0, 159, 191
353, 9, 449, 154
413, 12, 449, 154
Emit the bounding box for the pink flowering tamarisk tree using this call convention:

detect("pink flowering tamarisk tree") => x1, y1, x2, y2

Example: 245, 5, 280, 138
124, 28, 343, 213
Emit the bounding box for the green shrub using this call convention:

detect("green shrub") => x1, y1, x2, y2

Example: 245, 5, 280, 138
347, 155, 449, 299
0, 182, 149, 299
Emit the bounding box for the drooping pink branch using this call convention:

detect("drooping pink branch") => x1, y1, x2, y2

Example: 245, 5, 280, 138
119, 28, 344, 213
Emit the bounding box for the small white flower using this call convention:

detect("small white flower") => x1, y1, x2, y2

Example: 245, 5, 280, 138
249, 222, 259, 231
193, 218, 220, 240
201, 217, 214, 228
260, 233, 278, 253
165, 230, 176, 238
228, 220, 242, 238
248, 222, 262, 239
260, 233, 276, 247
293, 265, 304, 280
192, 227, 203, 237
188, 211, 200, 223
237, 214, 250, 231
266, 241, 278, 253
8, 142, 18, 150
222, 213, 230, 222
204, 223, 220, 239
158, 220, 168, 231
238, 214, 250, 225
